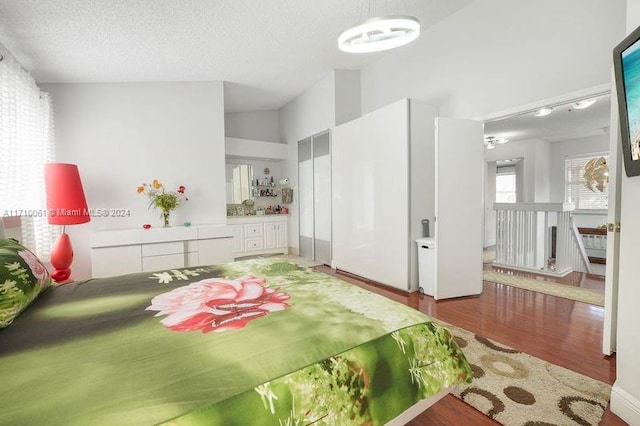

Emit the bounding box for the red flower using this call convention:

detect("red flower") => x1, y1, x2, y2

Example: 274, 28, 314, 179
147, 275, 290, 333
177, 185, 186, 194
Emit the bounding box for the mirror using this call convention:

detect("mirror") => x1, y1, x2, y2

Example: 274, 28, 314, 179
225, 163, 254, 203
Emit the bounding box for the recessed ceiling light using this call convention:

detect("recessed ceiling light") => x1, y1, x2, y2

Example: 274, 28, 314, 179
573, 99, 597, 109
533, 107, 554, 117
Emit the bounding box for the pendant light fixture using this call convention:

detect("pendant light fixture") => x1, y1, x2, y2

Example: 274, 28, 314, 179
339, 1, 421, 53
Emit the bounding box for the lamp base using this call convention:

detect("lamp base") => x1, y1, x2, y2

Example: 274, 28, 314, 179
50, 232, 74, 284
51, 268, 72, 282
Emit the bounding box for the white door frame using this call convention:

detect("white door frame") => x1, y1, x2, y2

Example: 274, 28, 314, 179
476, 82, 620, 355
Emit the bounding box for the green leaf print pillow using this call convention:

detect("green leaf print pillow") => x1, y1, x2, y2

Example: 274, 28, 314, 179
0, 239, 51, 328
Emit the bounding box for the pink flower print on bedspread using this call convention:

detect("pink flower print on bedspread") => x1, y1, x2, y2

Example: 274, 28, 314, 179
147, 275, 290, 333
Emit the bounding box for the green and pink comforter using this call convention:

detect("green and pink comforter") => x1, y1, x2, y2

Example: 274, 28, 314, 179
0, 258, 471, 425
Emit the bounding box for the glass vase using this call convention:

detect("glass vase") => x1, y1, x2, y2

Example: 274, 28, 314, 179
162, 210, 170, 227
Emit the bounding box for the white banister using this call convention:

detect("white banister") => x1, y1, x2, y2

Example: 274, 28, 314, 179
493, 202, 590, 277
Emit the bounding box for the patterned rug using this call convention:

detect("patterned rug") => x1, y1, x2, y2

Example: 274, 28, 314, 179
483, 271, 605, 307
444, 323, 611, 426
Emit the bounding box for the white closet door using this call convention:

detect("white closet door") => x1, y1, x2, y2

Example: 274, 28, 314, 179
434, 117, 484, 299
298, 137, 313, 259
333, 99, 409, 289
313, 131, 332, 265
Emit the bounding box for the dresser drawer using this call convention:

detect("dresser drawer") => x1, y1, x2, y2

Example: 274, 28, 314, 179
244, 224, 263, 237
245, 238, 264, 251
142, 253, 185, 272
142, 241, 184, 257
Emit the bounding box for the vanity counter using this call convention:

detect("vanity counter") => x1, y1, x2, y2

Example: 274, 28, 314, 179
226, 214, 289, 224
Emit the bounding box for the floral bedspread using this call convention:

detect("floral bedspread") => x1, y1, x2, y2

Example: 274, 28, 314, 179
0, 258, 471, 425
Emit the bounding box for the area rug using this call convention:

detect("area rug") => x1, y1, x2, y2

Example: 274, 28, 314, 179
443, 323, 611, 426
483, 270, 605, 307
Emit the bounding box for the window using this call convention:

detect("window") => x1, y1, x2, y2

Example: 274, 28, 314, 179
0, 52, 55, 257
564, 155, 609, 210
496, 166, 517, 203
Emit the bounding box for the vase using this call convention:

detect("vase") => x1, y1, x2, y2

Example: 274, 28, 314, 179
161, 210, 171, 227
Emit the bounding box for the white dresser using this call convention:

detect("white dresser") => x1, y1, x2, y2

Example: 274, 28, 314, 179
90, 224, 234, 278
227, 215, 288, 258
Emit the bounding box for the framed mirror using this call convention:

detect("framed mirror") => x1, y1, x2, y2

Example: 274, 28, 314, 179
225, 163, 254, 203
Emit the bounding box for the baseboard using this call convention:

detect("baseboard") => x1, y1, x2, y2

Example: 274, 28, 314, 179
610, 383, 640, 425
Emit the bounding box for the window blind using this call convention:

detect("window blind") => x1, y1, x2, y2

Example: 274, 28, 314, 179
564, 155, 608, 210
0, 52, 55, 257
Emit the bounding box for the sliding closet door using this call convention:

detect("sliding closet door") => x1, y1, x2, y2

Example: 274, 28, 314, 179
298, 138, 313, 259
333, 99, 409, 289
313, 131, 332, 265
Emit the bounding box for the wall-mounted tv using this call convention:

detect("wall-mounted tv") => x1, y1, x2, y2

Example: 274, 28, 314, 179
614, 25, 640, 177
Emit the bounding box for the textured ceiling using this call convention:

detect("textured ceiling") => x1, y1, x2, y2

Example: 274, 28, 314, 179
485, 93, 611, 143
0, 0, 474, 111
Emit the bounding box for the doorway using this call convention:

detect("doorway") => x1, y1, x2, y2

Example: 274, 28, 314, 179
479, 84, 620, 355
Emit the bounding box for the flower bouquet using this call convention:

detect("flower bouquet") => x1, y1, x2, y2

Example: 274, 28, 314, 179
137, 179, 188, 227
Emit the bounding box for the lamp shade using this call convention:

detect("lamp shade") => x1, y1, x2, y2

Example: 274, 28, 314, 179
44, 163, 90, 225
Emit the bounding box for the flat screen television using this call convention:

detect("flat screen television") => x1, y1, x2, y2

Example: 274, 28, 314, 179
614, 25, 640, 177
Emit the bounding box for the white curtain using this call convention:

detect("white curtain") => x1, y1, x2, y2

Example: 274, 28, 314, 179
0, 52, 56, 257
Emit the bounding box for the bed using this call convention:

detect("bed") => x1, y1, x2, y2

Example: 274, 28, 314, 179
0, 223, 471, 425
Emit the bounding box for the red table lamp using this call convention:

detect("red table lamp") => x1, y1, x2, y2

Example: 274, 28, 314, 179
44, 163, 90, 283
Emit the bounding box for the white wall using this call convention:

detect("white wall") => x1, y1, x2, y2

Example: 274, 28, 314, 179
484, 139, 550, 202
224, 110, 281, 143
360, 0, 626, 119
225, 137, 287, 160
43, 82, 226, 280
534, 140, 551, 202
334, 70, 361, 126
484, 161, 497, 247
611, 2, 640, 423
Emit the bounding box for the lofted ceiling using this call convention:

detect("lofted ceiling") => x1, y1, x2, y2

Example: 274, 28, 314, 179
0, 0, 474, 112
484, 93, 611, 144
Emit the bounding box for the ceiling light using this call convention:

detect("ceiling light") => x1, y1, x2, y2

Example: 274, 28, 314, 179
485, 140, 496, 150
484, 136, 509, 146
573, 99, 597, 109
338, 15, 420, 53
533, 107, 554, 117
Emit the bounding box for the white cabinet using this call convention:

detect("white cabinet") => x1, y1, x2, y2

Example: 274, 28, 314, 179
227, 216, 289, 258
264, 222, 288, 250
264, 223, 276, 249
232, 225, 244, 253
90, 225, 234, 278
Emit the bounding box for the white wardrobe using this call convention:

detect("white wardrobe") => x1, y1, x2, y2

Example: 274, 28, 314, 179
332, 99, 484, 298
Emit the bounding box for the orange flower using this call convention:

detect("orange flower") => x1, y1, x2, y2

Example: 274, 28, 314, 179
152, 179, 162, 189
137, 185, 144, 194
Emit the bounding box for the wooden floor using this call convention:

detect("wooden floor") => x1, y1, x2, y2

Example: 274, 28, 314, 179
314, 266, 626, 425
